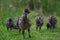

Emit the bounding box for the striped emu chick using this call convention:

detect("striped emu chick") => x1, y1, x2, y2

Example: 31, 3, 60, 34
16, 16, 23, 32
16, 16, 21, 28
35, 16, 43, 31
18, 8, 31, 38
47, 16, 57, 30
5, 18, 18, 30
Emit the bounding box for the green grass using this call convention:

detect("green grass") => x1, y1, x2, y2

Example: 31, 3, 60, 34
0, 11, 60, 40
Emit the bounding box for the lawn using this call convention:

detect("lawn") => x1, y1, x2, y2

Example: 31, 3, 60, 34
0, 11, 60, 40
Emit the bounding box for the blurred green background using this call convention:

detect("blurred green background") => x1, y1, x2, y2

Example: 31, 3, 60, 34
0, 0, 60, 40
